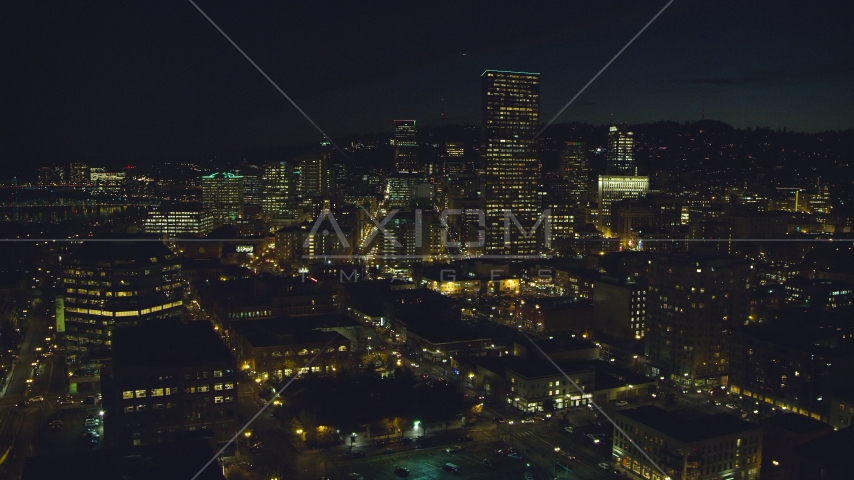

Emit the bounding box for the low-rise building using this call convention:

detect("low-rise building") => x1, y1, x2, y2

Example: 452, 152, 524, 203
230, 317, 351, 380
614, 406, 762, 480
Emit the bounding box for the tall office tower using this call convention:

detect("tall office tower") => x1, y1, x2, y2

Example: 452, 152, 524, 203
68, 163, 89, 185
559, 141, 588, 202
393, 120, 419, 173
238, 168, 263, 206
261, 161, 293, 218
597, 175, 649, 230
201, 172, 244, 226
606, 125, 636, 175
296, 154, 330, 197
38, 165, 65, 186
445, 141, 465, 158
444, 141, 468, 177
644, 256, 751, 388
481, 70, 541, 255
59, 242, 182, 360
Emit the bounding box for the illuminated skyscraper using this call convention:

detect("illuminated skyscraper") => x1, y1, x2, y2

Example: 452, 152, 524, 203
393, 120, 419, 173
559, 141, 588, 202
69, 163, 89, 185
597, 175, 649, 230
481, 70, 541, 255
261, 161, 293, 218
606, 125, 636, 175
202, 172, 244, 226
296, 154, 331, 197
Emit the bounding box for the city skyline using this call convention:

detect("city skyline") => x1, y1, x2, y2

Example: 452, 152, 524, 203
2, 1, 853, 171
2, 2, 854, 479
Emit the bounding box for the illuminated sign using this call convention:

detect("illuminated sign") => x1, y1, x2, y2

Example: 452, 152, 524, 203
235, 245, 254, 253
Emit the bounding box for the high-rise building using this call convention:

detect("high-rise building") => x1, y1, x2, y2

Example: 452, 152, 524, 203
201, 172, 244, 226
59, 242, 183, 359
644, 256, 751, 387
597, 176, 649, 230
296, 155, 330, 198
261, 161, 293, 219
144, 203, 213, 236
559, 141, 588, 201
38, 165, 65, 186
238, 167, 263, 207
393, 120, 419, 173
606, 125, 636, 175
445, 141, 465, 158
481, 70, 541, 255
69, 163, 89, 185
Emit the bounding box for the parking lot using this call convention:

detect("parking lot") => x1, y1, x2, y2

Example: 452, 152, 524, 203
33, 406, 105, 454
335, 440, 547, 480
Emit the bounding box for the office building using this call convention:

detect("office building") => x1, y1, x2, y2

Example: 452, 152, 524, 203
238, 167, 263, 206
606, 125, 636, 175
69, 163, 89, 185
597, 175, 649, 230
614, 406, 762, 480
38, 165, 65, 185
104, 318, 237, 447
559, 141, 588, 202
261, 161, 293, 219
60, 242, 183, 358
645, 256, 750, 387
144, 203, 213, 236
481, 70, 541, 255
296, 154, 331, 197
393, 120, 419, 173
445, 141, 465, 158
201, 172, 243, 226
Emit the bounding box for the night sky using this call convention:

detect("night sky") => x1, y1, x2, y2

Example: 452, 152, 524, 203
2, 1, 852, 170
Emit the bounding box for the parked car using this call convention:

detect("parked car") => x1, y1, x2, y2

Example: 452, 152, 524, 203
615, 401, 629, 407
598, 462, 611, 470
507, 453, 523, 460
564, 426, 574, 434
399, 437, 412, 444
394, 467, 410, 477
446, 445, 463, 453
347, 474, 365, 480
520, 418, 535, 424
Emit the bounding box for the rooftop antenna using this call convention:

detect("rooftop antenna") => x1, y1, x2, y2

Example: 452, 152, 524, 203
440, 98, 445, 123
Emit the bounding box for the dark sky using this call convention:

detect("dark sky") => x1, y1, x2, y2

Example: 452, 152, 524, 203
2, 1, 852, 169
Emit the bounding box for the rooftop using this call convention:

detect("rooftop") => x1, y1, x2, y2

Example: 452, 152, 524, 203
618, 406, 760, 443
113, 319, 234, 370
